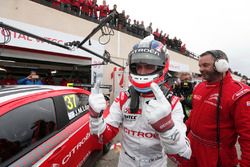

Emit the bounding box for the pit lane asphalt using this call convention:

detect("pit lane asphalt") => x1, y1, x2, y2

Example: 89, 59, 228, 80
95, 132, 241, 167
95, 132, 177, 167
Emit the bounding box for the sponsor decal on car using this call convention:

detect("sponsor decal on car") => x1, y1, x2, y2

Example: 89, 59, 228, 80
76, 151, 91, 167
62, 132, 91, 165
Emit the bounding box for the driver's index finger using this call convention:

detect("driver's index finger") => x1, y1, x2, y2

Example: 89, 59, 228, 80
91, 80, 101, 94
150, 82, 165, 102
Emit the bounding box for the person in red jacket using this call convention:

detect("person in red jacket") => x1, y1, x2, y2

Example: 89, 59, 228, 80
153, 28, 160, 41
80, 0, 91, 17
71, 0, 81, 15
181, 50, 250, 167
89, 0, 98, 19
98, 0, 109, 20
52, 0, 61, 9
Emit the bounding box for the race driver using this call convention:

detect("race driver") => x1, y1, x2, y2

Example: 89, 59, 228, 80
89, 35, 191, 167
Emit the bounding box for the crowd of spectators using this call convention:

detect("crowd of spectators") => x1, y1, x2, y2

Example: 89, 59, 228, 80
34, 0, 247, 78
37, 0, 190, 57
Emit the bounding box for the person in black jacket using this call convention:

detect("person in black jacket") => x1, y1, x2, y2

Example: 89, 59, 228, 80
173, 72, 193, 122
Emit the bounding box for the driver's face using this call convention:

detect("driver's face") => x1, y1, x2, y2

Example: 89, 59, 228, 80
136, 64, 157, 75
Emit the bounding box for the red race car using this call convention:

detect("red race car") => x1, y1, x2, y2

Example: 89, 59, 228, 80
0, 85, 110, 167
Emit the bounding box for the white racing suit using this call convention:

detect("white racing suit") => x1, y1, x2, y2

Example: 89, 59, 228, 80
90, 90, 191, 167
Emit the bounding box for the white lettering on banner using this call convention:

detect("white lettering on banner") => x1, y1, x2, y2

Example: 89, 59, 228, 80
62, 132, 91, 165
0, 29, 64, 44
0, 17, 105, 59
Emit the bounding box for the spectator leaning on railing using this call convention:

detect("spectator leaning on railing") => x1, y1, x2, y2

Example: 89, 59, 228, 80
71, 0, 81, 15
130, 20, 138, 34
89, 0, 98, 19
125, 17, 132, 32
161, 33, 167, 45
118, 10, 126, 30
109, 4, 119, 27
180, 44, 187, 54
145, 22, 153, 36
153, 28, 160, 41
80, 0, 91, 17
137, 21, 145, 37
159, 30, 164, 42
98, 0, 109, 20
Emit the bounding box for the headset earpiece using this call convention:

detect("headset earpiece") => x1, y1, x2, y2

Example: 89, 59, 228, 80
214, 59, 229, 73
208, 50, 229, 73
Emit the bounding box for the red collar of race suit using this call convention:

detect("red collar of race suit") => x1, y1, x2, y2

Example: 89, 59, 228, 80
205, 71, 232, 87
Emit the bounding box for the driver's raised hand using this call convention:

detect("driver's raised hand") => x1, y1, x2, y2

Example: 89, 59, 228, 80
144, 82, 174, 132
89, 80, 106, 118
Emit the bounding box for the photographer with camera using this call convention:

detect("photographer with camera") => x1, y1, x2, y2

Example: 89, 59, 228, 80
18, 70, 43, 85
173, 72, 193, 122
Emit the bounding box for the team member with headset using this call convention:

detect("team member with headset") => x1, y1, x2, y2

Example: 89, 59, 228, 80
181, 50, 250, 167
88, 36, 191, 167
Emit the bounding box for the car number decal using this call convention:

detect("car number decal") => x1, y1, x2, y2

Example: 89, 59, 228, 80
63, 94, 89, 120
64, 94, 77, 110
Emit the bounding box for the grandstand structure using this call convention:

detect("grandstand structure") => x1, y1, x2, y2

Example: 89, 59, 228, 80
0, 0, 242, 98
